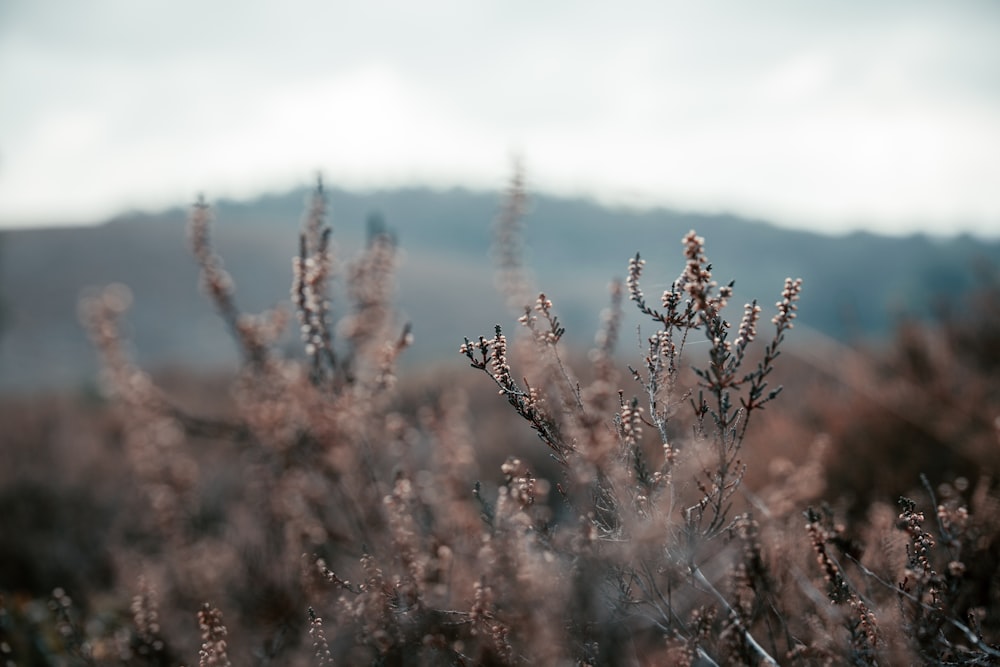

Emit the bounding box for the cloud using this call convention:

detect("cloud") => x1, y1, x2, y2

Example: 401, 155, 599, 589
1, 1, 998, 235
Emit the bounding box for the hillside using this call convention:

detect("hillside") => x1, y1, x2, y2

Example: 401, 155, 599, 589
1, 186, 997, 393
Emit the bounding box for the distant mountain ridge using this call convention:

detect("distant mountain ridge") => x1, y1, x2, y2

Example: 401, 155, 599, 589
1, 186, 997, 393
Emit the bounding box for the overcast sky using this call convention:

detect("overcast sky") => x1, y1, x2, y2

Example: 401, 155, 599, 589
1, 1, 999, 236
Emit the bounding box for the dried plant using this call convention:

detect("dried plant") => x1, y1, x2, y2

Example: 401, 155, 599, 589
1, 169, 998, 667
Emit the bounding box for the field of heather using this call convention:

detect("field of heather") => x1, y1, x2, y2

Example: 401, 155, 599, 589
2, 178, 999, 666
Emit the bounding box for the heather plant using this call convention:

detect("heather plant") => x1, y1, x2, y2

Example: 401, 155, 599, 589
2, 172, 999, 666
818, 302, 1000, 520
458, 172, 804, 664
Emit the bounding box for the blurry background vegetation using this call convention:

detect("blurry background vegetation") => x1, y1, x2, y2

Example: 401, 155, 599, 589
2, 185, 997, 393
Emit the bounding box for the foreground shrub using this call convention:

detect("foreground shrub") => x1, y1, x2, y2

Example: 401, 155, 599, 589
1, 173, 998, 665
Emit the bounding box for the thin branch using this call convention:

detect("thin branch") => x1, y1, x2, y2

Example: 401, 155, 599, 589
690, 565, 780, 666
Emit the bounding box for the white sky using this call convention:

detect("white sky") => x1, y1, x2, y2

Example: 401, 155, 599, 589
1, 0, 999, 235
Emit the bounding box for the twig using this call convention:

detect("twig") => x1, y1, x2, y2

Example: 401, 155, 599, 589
690, 565, 780, 666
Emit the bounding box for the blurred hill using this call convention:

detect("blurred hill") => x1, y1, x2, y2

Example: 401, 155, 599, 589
1, 186, 998, 393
